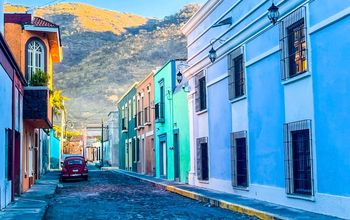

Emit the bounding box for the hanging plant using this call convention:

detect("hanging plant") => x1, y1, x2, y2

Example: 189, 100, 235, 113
30, 69, 49, 86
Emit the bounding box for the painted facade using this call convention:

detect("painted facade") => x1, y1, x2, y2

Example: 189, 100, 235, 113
49, 129, 60, 169
0, 3, 26, 206
182, 0, 350, 218
107, 111, 119, 167
153, 59, 190, 182
172, 78, 190, 183
4, 13, 62, 193
118, 83, 138, 171
136, 71, 155, 175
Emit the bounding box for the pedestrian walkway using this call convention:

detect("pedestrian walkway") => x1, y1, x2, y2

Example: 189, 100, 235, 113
113, 169, 342, 220
0, 171, 59, 220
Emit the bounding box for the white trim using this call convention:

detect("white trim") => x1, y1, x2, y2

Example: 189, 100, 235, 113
186, 0, 243, 48
230, 95, 246, 104
182, 0, 223, 35
281, 72, 311, 85
186, 0, 269, 63
309, 7, 350, 34
245, 46, 280, 67
184, 0, 310, 79
23, 25, 59, 33
145, 130, 154, 137
206, 73, 228, 87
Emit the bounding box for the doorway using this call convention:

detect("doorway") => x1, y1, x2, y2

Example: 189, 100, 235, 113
160, 141, 167, 178
173, 131, 180, 181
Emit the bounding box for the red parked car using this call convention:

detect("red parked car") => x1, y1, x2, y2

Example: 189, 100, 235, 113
60, 156, 88, 181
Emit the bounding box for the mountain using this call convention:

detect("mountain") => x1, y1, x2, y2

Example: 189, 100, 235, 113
4, 3, 200, 126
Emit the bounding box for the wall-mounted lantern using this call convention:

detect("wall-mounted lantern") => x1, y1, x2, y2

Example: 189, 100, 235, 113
208, 44, 217, 63
267, 2, 280, 25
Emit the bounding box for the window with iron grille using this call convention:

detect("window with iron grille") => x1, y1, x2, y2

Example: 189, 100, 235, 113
228, 47, 245, 100
230, 131, 248, 188
195, 71, 206, 112
144, 106, 150, 124
284, 120, 313, 196
280, 7, 308, 80
196, 137, 209, 181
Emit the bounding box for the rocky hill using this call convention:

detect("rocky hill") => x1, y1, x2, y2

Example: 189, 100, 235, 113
5, 3, 199, 126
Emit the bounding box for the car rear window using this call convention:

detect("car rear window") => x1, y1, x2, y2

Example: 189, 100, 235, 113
67, 160, 83, 165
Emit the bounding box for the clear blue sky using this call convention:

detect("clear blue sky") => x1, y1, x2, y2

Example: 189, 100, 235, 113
6, 0, 207, 18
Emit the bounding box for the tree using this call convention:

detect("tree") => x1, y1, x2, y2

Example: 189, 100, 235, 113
50, 89, 69, 117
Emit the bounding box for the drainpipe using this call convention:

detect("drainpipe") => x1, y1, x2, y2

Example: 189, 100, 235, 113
11, 70, 15, 201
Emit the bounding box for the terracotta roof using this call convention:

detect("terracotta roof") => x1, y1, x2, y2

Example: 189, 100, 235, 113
32, 17, 59, 28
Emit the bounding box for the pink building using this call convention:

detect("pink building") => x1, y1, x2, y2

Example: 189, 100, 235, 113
136, 71, 155, 175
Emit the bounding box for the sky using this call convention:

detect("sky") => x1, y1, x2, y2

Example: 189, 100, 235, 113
6, 0, 207, 18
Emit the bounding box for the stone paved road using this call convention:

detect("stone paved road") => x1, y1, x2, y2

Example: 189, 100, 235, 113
45, 167, 255, 220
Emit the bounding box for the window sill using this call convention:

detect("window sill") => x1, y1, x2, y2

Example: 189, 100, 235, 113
144, 122, 151, 126
230, 95, 247, 104
198, 180, 209, 184
286, 193, 315, 202
282, 72, 311, 85
196, 109, 207, 115
122, 130, 128, 133
232, 186, 249, 191
155, 118, 165, 123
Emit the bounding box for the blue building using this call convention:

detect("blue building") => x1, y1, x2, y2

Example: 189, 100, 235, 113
0, 5, 26, 207
182, 0, 350, 218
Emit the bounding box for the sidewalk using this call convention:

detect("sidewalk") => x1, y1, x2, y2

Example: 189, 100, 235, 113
113, 169, 341, 220
0, 171, 60, 220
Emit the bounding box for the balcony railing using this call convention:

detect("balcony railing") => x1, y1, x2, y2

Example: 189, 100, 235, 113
144, 106, 151, 125
137, 111, 144, 128
23, 86, 52, 128
155, 102, 164, 123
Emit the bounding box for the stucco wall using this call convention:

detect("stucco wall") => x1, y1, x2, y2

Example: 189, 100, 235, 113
4, 23, 52, 82
311, 15, 350, 197
154, 61, 175, 179
118, 87, 137, 170
49, 130, 60, 169
0, 67, 12, 209
173, 88, 190, 183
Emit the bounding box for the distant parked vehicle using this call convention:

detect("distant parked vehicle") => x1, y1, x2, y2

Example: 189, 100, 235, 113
60, 156, 88, 181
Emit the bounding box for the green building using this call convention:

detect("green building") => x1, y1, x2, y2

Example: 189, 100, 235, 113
118, 83, 138, 172
154, 59, 190, 183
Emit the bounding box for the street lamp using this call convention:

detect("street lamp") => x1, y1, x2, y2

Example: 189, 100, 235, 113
176, 70, 183, 84
208, 45, 217, 63
176, 62, 191, 93
267, 2, 280, 25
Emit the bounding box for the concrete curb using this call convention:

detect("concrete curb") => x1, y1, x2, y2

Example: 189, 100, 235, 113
113, 170, 284, 220
0, 172, 60, 220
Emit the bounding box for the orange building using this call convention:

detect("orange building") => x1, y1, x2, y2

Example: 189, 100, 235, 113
136, 71, 155, 175
4, 13, 62, 193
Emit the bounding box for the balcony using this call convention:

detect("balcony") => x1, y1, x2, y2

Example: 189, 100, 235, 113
137, 111, 144, 129
23, 86, 52, 128
155, 102, 164, 123
144, 107, 151, 126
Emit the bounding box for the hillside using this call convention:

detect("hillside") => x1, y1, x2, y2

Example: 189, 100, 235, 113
5, 3, 200, 126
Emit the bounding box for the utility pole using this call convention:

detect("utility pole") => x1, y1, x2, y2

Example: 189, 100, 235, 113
101, 119, 104, 167
59, 102, 66, 168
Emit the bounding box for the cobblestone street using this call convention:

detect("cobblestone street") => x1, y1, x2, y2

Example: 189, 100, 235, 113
44, 167, 254, 220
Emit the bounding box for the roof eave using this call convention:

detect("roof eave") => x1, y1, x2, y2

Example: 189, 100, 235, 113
181, 0, 222, 36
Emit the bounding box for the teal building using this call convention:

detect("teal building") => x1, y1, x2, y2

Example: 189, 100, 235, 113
118, 83, 138, 171
154, 59, 190, 182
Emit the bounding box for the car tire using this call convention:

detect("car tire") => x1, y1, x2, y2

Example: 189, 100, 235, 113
84, 176, 88, 181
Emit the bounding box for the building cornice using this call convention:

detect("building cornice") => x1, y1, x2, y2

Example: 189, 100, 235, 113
117, 82, 139, 104
182, 0, 223, 36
